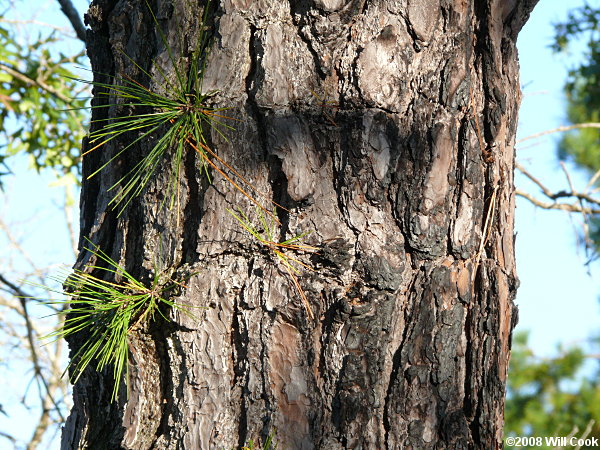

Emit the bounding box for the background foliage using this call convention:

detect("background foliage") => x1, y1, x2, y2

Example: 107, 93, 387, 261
0, 1, 86, 448
553, 3, 600, 172
0, 9, 85, 186
504, 333, 600, 448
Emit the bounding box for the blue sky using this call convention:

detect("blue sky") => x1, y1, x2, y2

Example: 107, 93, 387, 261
1, 0, 599, 448
514, 0, 600, 357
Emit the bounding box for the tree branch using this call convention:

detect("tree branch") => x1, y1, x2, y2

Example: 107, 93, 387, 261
0, 273, 32, 299
0, 431, 16, 445
516, 162, 600, 207
0, 274, 66, 423
515, 190, 600, 214
56, 0, 86, 43
517, 123, 600, 144
0, 62, 72, 103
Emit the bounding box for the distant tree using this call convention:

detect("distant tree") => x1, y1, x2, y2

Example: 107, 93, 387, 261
504, 332, 600, 449
553, 4, 600, 173
504, 9, 600, 445
516, 5, 600, 257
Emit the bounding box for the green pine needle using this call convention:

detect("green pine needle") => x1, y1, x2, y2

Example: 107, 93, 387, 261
79, 0, 233, 215
227, 208, 317, 319
33, 238, 197, 401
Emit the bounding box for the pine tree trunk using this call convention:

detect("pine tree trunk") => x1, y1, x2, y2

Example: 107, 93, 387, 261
62, 0, 538, 448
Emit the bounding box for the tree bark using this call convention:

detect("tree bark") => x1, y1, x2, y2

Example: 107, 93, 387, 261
62, 0, 538, 448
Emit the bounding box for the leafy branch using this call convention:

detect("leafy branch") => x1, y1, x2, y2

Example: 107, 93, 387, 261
0, 20, 87, 182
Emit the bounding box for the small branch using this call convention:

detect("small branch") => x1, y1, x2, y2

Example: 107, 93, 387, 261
0, 274, 66, 422
559, 161, 592, 247
0, 219, 39, 276
586, 167, 600, 191
28, 400, 52, 450
515, 162, 556, 198
575, 420, 595, 450
0, 273, 33, 299
560, 161, 576, 194
515, 190, 600, 214
56, 0, 86, 43
0, 431, 16, 444
0, 62, 72, 103
516, 162, 600, 207
517, 123, 600, 144
0, 18, 73, 34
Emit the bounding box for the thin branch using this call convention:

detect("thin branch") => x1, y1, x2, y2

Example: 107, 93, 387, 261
517, 122, 600, 144
516, 162, 600, 207
0, 62, 71, 103
575, 420, 595, 450
586, 167, 600, 191
560, 161, 576, 194
0, 17, 73, 34
0, 274, 66, 422
0, 218, 39, 276
56, 0, 86, 43
28, 398, 52, 450
560, 161, 592, 249
0, 273, 33, 299
0, 431, 16, 444
515, 189, 600, 214
515, 162, 556, 198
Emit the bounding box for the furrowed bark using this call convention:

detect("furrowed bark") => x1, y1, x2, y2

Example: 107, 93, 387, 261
63, 0, 538, 448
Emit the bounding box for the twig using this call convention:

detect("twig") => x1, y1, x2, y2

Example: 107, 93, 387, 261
577, 420, 595, 450
56, 0, 86, 43
560, 161, 592, 249
515, 162, 556, 199
0, 274, 66, 422
516, 162, 600, 207
517, 122, 600, 144
0, 62, 72, 103
559, 424, 579, 450
560, 161, 576, 194
586, 167, 600, 191
472, 185, 499, 283
28, 396, 52, 450
515, 189, 600, 214
0, 218, 39, 276
0, 431, 16, 444
0, 17, 73, 34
